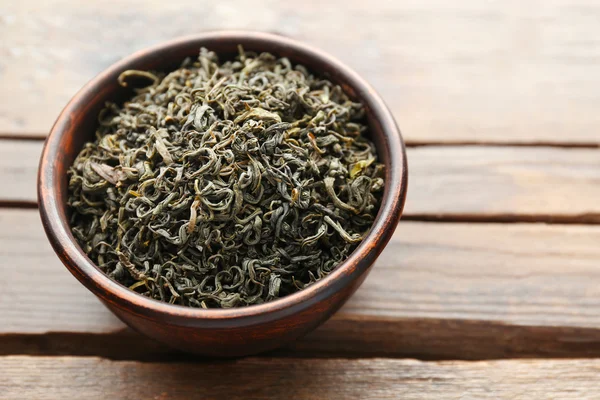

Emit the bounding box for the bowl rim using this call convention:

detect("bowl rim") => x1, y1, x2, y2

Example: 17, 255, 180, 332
38, 30, 408, 327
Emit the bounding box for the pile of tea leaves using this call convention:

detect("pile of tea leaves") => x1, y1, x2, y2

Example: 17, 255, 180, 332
68, 47, 384, 308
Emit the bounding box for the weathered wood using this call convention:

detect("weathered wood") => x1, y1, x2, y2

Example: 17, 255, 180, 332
3, 1, 600, 143
0, 140, 42, 205
407, 146, 600, 219
0, 209, 122, 333
2, 356, 600, 399
4, 141, 600, 220
4, 209, 600, 359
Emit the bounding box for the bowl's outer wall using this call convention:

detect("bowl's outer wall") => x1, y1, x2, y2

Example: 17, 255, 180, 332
38, 32, 408, 356
105, 271, 370, 356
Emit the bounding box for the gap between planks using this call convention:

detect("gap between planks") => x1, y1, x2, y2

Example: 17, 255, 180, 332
5, 204, 600, 225
403, 213, 600, 225
2, 134, 599, 148
4, 317, 600, 362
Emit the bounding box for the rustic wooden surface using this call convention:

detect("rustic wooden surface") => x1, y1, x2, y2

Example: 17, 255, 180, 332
3, 0, 600, 144
3, 0, 600, 398
3, 356, 600, 400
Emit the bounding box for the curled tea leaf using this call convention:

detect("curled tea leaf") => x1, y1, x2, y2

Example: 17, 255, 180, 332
350, 158, 375, 178
118, 70, 160, 87
90, 163, 127, 186
152, 129, 174, 166
234, 107, 282, 124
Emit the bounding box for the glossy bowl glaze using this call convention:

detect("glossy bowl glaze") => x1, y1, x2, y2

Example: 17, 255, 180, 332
38, 31, 408, 356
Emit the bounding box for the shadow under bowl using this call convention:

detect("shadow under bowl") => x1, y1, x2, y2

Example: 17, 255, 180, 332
38, 31, 408, 356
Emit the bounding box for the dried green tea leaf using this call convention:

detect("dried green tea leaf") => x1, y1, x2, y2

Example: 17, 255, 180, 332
234, 107, 282, 124
350, 158, 375, 178
117, 70, 160, 87
153, 136, 174, 166
90, 162, 126, 185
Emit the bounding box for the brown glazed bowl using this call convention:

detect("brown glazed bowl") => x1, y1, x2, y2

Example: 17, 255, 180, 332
38, 31, 408, 356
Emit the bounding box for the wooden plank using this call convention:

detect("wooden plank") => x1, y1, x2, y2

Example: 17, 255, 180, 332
3, 1, 600, 143
4, 209, 600, 359
0, 209, 122, 333
407, 146, 600, 220
0, 140, 42, 205
4, 141, 600, 220
3, 356, 600, 399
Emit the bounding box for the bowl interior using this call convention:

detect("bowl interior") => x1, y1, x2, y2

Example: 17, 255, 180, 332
40, 31, 407, 322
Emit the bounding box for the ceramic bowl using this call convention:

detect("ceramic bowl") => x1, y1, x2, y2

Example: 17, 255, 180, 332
38, 31, 408, 356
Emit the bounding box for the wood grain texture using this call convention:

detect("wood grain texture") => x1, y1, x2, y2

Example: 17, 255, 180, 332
4, 141, 600, 219
3, 356, 600, 399
0, 140, 42, 205
3, 0, 600, 143
407, 146, 600, 219
4, 209, 600, 359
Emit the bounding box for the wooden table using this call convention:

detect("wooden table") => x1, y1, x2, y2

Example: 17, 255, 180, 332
2, 1, 600, 398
